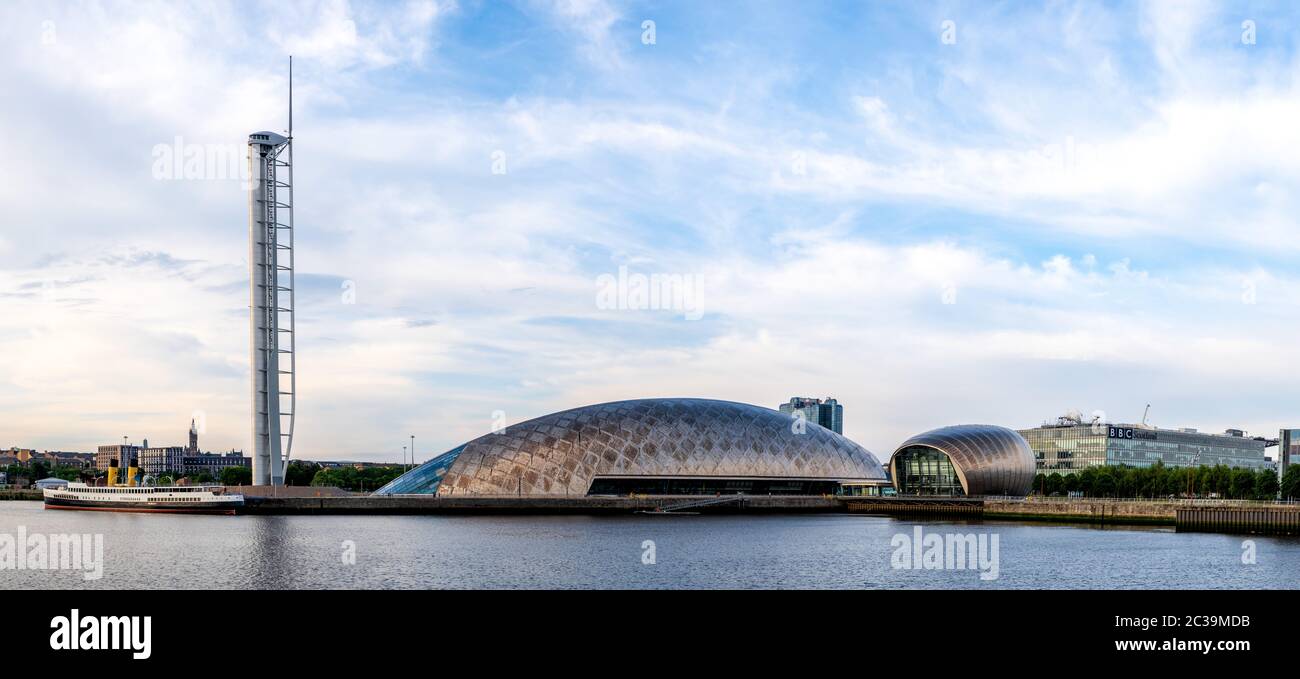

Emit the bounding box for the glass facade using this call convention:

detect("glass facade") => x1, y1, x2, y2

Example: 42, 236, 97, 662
373, 445, 466, 495
837, 482, 894, 497
1017, 426, 1108, 472
892, 446, 964, 496
586, 477, 841, 496
375, 398, 884, 497
1018, 424, 1271, 474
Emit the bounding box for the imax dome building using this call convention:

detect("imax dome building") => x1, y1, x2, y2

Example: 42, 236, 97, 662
375, 398, 887, 497
888, 424, 1036, 496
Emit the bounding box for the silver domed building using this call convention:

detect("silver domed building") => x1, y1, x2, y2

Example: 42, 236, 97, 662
888, 424, 1035, 496
375, 398, 886, 496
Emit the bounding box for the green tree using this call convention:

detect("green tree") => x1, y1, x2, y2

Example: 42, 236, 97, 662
308, 465, 405, 492
1281, 465, 1300, 501
1093, 467, 1117, 497
220, 466, 252, 486
1210, 465, 1230, 497
1254, 468, 1279, 500
1228, 468, 1255, 500
285, 461, 320, 486
1075, 466, 1097, 497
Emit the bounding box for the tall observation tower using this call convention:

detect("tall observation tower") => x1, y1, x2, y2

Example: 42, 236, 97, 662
247, 58, 296, 486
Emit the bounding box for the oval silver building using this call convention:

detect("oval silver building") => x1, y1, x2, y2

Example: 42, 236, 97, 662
888, 424, 1036, 496
375, 398, 886, 496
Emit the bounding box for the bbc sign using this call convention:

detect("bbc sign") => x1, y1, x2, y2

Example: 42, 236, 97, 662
1108, 426, 1156, 441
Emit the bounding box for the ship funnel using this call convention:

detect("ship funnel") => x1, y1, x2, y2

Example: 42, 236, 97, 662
107, 458, 119, 487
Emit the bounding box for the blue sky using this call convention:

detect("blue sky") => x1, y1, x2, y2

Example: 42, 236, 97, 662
2, 0, 1299, 462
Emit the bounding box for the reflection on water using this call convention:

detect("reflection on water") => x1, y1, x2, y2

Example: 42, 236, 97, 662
2, 501, 1297, 589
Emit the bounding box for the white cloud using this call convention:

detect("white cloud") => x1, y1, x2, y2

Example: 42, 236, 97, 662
545, 0, 624, 67
2, 1, 1298, 461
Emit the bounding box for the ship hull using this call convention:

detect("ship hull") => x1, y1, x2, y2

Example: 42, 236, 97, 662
43, 496, 241, 515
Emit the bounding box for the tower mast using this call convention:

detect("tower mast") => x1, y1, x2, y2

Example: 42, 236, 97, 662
247, 57, 296, 485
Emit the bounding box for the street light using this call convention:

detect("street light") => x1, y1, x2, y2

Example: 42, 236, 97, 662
410, 435, 415, 471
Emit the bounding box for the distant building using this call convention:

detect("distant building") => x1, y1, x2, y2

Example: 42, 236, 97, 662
7, 448, 38, 463
138, 445, 186, 476
41, 451, 94, 468
887, 424, 1036, 496
778, 397, 843, 434
315, 460, 396, 469
99, 421, 240, 477
1280, 429, 1299, 481
96, 444, 140, 471
184, 451, 251, 477
1018, 417, 1270, 474
187, 419, 199, 454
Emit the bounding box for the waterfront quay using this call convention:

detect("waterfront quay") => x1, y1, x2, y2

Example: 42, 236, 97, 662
238, 492, 842, 515
229, 484, 841, 514
843, 496, 1300, 535
227, 489, 1300, 535
0, 489, 43, 501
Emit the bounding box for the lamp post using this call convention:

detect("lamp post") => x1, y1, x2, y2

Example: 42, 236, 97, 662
410, 435, 415, 470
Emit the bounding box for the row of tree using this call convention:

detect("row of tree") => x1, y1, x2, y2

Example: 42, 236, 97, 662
1033, 462, 1300, 501
5, 461, 405, 492
3, 462, 84, 483
303, 463, 406, 492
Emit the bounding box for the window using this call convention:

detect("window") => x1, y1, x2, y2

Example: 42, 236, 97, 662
893, 446, 964, 496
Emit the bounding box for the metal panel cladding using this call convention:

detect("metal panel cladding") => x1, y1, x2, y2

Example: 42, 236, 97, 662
889, 424, 1036, 496
376, 398, 886, 496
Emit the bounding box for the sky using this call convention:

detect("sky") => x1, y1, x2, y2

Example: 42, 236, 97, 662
1, 0, 1298, 464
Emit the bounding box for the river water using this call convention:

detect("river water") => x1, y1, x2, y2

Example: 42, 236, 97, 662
1, 501, 1297, 589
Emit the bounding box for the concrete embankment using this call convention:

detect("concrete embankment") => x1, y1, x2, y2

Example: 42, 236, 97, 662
238, 494, 842, 515
0, 489, 43, 501
983, 499, 1175, 525
845, 497, 1300, 534
1177, 505, 1300, 535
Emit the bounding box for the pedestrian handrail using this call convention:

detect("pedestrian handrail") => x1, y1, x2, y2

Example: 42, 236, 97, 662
983, 495, 1299, 506
653, 495, 747, 513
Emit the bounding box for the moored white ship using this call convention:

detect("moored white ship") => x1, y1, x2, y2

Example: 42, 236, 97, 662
43, 482, 244, 515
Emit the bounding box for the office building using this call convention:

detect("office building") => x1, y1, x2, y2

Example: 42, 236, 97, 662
1018, 419, 1270, 474
778, 397, 844, 434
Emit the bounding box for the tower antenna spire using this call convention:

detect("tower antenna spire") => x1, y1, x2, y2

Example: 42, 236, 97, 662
246, 55, 298, 486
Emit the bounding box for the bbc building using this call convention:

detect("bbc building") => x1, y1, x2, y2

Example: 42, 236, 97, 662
1018, 422, 1271, 474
